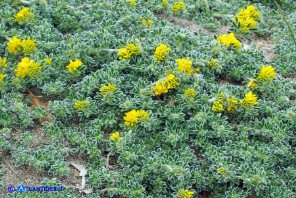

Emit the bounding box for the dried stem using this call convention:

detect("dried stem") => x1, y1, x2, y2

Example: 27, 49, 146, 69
3, 158, 25, 183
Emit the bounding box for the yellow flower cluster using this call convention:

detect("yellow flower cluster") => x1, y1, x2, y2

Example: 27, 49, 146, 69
14, 7, 34, 24
126, 44, 141, 56
245, 5, 261, 21
66, 59, 83, 73
212, 101, 224, 112
99, 83, 117, 95
183, 88, 197, 98
233, 5, 260, 33
14, 57, 41, 78
7, 36, 21, 54
0, 73, 7, 84
217, 33, 241, 50
141, 19, 153, 29
124, 109, 149, 126
152, 74, 179, 96
21, 38, 37, 54
248, 65, 276, 88
247, 79, 259, 88
176, 58, 194, 75
118, 48, 131, 60
7, 36, 37, 54
208, 58, 218, 69
118, 43, 141, 60
177, 189, 194, 198
172, 2, 186, 14
161, 0, 169, 8
212, 93, 239, 113
212, 91, 258, 112
257, 65, 276, 82
154, 44, 171, 61
240, 91, 259, 108
165, 74, 179, 89
227, 97, 239, 112
74, 100, 90, 111
0, 57, 7, 68
128, 0, 136, 7
109, 131, 120, 141
152, 81, 168, 96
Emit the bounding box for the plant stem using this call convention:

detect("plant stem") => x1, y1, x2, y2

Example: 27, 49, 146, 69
274, 0, 296, 48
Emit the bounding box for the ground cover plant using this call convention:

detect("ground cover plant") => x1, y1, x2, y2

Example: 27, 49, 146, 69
0, 0, 295, 197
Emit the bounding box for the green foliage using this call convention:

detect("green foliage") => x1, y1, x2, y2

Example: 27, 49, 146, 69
0, 0, 295, 197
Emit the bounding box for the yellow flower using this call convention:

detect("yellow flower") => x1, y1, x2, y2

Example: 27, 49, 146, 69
208, 58, 218, 69
154, 44, 171, 61
74, 100, 90, 111
242, 17, 257, 32
217, 167, 228, 176
183, 88, 197, 98
14, 7, 34, 24
176, 58, 194, 75
212, 92, 239, 112
257, 65, 276, 82
141, 19, 153, 29
152, 74, 179, 96
14, 57, 41, 78
20, 38, 37, 54
234, 5, 260, 33
161, 0, 169, 8
212, 101, 224, 112
99, 83, 117, 95
0, 73, 7, 83
0, 57, 7, 68
124, 109, 149, 126
118, 48, 132, 60
227, 97, 238, 112
126, 44, 141, 56
7, 36, 22, 54
137, 110, 149, 119
237, 5, 261, 22
217, 33, 241, 50
124, 109, 138, 126
247, 79, 259, 88
44, 57, 53, 65
165, 74, 179, 89
177, 189, 194, 198
152, 80, 168, 96
233, 16, 257, 33
7, 36, 37, 54
241, 91, 259, 108
172, 2, 186, 14
246, 5, 261, 22
217, 92, 226, 103
110, 131, 120, 141
237, 8, 250, 21
66, 59, 83, 73
128, 0, 136, 6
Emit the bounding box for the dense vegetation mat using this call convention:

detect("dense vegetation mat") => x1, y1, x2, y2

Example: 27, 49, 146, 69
0, 0, 295, 197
